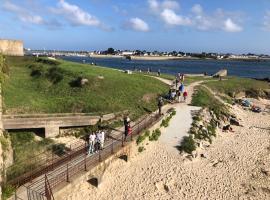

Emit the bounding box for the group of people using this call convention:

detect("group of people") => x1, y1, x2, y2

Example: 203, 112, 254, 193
88, 130, 105, 155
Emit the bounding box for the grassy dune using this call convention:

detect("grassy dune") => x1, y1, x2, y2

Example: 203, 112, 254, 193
204, 77, 270, 98
2, 57, 168, 118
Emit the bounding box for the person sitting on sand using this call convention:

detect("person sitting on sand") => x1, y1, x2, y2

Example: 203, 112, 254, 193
222, 124, 234, 133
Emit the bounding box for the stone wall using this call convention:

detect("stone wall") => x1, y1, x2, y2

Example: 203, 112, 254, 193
0, 39, 24, 56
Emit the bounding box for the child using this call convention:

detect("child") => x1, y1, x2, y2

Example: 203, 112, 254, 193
183, 91, 188, 102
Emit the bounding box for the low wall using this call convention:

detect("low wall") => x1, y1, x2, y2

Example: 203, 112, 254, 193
0, 39, 24, 56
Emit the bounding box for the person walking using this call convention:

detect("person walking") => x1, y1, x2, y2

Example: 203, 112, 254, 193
157, 69, 161, 76
88, 132, 96, 155
124, 116, 130, 141
183, 91, 188, 102
94, 132, 100, 153
158, 96, 164, 115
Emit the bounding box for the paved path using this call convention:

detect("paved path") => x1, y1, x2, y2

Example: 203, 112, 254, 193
150, 76, 203, 153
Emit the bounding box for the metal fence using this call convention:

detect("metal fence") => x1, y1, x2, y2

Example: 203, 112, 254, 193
13, 113, 160, 200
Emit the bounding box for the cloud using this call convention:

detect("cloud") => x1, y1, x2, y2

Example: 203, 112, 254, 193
223, 18, 243, 32
191, 4, 203, 15
124, 18, 150, 32
161, 9, 192, 26
53, 0, 101, 27
263, 10, 270, 31
147, 1, 243, 32
2, 1, 45, 25
148, 0, 179, 12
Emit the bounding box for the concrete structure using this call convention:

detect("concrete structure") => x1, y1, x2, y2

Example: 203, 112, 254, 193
2, 113, 116, 138
0, 39, 24, 56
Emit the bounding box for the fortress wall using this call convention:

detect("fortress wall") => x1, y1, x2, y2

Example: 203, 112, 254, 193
0, 39, 24, 56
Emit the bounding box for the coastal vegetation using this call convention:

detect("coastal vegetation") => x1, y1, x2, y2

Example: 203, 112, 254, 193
160, 109, 176, 128
204, 77, 270, 99
2, 56, 168, 119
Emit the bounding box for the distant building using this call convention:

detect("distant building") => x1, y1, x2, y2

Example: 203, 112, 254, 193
0, 39, 24, 56
121, 51, 134, 56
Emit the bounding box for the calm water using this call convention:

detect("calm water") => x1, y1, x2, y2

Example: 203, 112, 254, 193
61, 56, 270, 79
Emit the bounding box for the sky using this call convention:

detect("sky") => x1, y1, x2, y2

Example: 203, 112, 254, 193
0, 0, 270, 54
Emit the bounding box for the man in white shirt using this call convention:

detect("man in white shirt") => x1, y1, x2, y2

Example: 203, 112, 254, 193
98, 130, 105, 149
88, 133, 96, 155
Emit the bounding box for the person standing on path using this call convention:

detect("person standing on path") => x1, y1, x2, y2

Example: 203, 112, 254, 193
158, 96, 164, 115
124, 116, 130, 141
88, 132, 96, 155
183, 91, 188, 102
98, 130, 105, 149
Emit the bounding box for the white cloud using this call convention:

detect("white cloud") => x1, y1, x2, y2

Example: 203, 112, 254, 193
2, 1, 45, 25
223, 18, 243, 32
161, 9, 192, 26
125, 18, 150, 32
53, 0, 101, 26
263, 10, 270, 31
147, 1, 244, 32
162, 0, 180, 10
148, 0, 179, 13
148, 0, 159, 12
191, 4, 203, 15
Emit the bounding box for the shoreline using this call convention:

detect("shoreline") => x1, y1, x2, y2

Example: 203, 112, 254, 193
87, 54, 270, 62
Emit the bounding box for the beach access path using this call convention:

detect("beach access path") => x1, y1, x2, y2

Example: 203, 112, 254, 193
149, 76, 202, 152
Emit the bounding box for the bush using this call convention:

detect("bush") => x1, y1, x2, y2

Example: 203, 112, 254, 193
0, 136, 9, 152
36, 58, 60, 66
149, 129, 161, 141
180, 136, 196, 154
136, 135, 146, 145
46, 66, 64, 84
1, 184, 15, 200
138, 146, 145, 153
29, 64, 44, 77
69, 76, 84, 87
47, 143, 67, 156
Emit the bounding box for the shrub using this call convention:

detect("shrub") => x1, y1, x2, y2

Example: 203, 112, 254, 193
29, 64, 44, 77
69, 76, 84, 87
1, 184, 15, 200
149, 129, 161, 141
136, 135, 145, 145
0, 136, 9, 152
180, 136, 196, 154
46, 66, 64, 84
138, 146, 145, 153
36, 58, 60, 66
49, 143, 67, 156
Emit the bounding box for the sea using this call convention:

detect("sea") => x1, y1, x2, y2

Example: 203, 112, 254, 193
61, 56, 270, 79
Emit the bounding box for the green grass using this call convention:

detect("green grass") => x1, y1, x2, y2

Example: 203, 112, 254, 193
204, 77, 270, 98
2, 56, 168, 119
192, 86, 230, 119
6, 131, 55, 181
1, 184, 15, 200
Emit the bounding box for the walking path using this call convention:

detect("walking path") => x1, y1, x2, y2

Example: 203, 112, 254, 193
150, 76, 202, 152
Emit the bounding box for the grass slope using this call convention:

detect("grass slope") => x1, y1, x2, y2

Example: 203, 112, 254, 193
204, 77, 270, 98
2, 57, 168, 118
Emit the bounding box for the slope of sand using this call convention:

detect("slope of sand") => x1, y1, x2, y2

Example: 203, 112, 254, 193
55, 78, 270, 200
